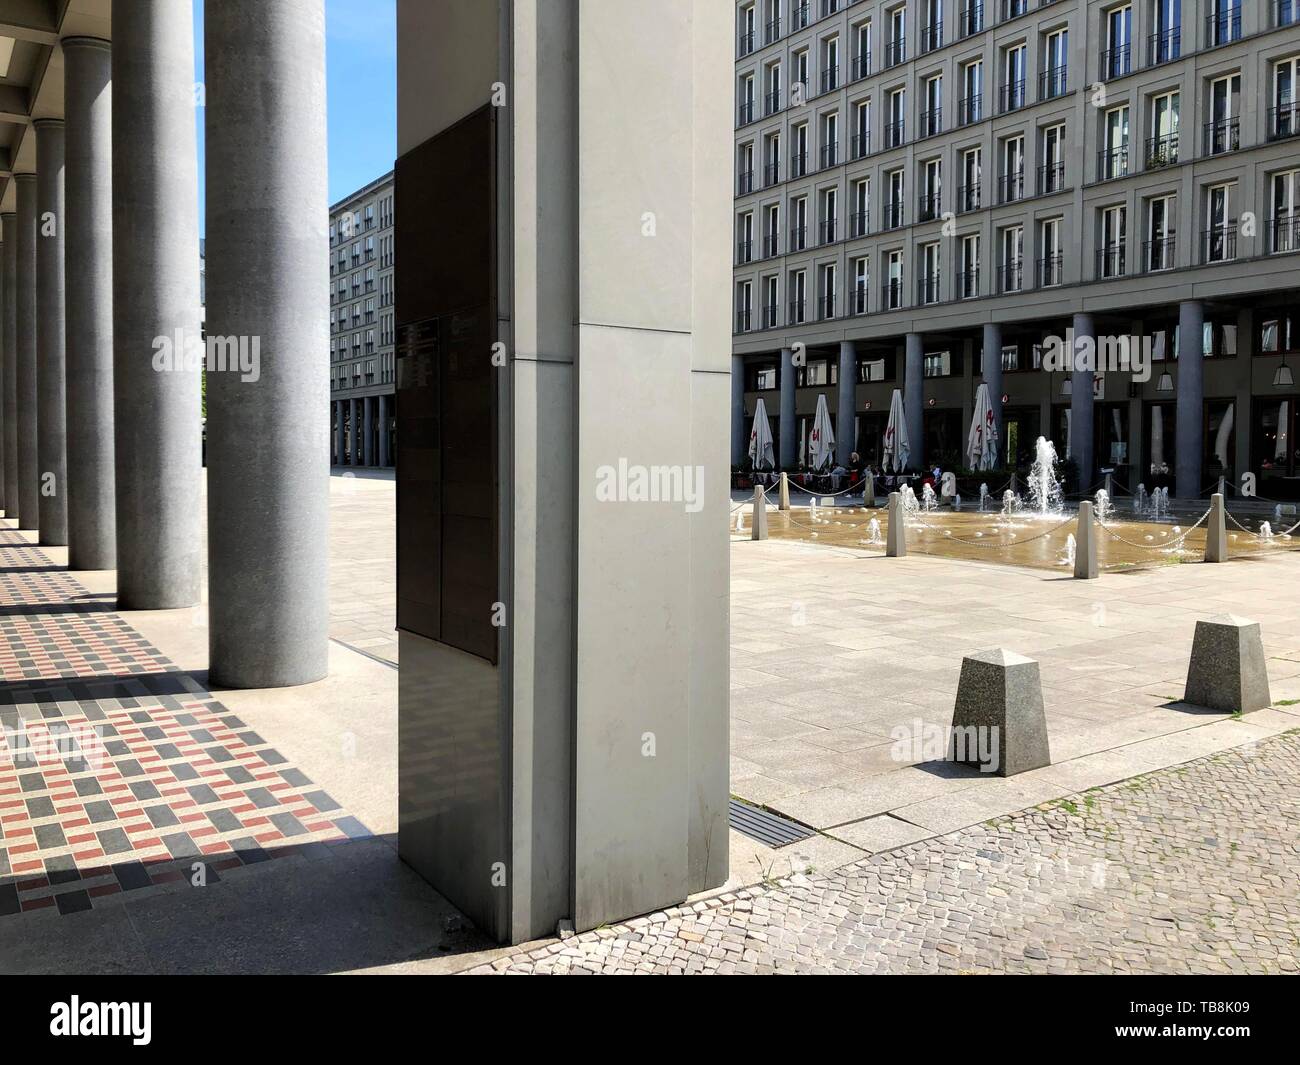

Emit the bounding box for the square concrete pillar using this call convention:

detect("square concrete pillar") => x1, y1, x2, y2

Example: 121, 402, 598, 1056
1074, 499, 1097, 579
1204, 493, 1227, 562
951, 649, 1051, 777
1184, 615, 1271, 714
886, 491, 906, 556
750, 484, 768, 540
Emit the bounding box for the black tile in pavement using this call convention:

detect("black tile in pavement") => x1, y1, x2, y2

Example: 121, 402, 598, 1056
111, 862, 152, 891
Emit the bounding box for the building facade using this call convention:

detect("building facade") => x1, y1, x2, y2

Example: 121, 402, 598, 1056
732, 0, 1300, 498
330, 170, 395, 467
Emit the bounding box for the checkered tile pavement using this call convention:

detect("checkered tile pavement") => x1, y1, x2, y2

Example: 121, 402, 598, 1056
0, 528, 370, 918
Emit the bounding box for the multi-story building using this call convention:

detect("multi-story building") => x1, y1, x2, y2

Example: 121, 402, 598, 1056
330, 170, 395, 467
732, 0, 1300, 499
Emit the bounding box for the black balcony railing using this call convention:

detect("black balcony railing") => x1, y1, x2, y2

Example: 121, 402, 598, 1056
956, 267, 980, 299
763, 233, 779, 257
998, 261, 1023, 293
1271, 213, 1300, 253
1001, 0, 1027, 20
737, 169, 754, 194
790, 225, 807, 251
917, 274, 942, 304
959, 2, 984, 37
921, 21, 943, 53
883, 202, 905, 229
850, 285, 869, 316
762, 304, 778, 328
789, 298, 807, 324
764, 161, 780, 186
1039, 66, 1067, 100
958, 94, 982, 125
1202, 222, 1238, 263
819, 218, 837, 244
851, 131, 869, 158
1097, 145, 1128, 180
1268, 103, 1299, 141
853, 52, 870, 79
820, 141, 839, 169
918, 192, 941, 222
738, 100, 755, 125
1279, 0, 1300, 28
737, 240, 753, 264
957, 183, 981, 212
820, 66, 839, 94
999, 80, 1025, 113
999, 170, 1024, 203
793, 2, 811, 31
919, 106, 943, 138
1037, 253, 1062, 287
850, 210, 869, 238
766, 89, 782, 115
736, 309, 752, 332
738, 30, 755, 57
1100, 44, 1130, 81
1096, 243, 1126, 278
1144, 236, 1176, 272
1147, 28, 1180, 65
1145, 133, 1178, 168
882, 279, 904, 309
791, 150, 809, 177
818, 294, 836, 320
884, 38, 907, 68
1205, 10, 1241, 47
1037, 161, 1064, 194
884, 118, 905, 148
765, 17, 782, 44
1204, 118, 1240, 155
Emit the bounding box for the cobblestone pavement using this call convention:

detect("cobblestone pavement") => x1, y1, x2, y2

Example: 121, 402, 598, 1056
470, 731, 1300, 974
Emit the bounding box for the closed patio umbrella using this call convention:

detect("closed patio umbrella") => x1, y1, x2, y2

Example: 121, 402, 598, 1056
965, 383, 998, 471
882, 388, 910, 472
809, 393, 835, 472
748, 397, 775, 471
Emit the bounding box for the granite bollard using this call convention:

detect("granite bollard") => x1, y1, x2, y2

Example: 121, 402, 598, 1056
1204, 493, 1227, 563
950, 648, 1051, 777
778, 471, 790, 511
1184, 614, 1271, 714
886, 491, 906, 557
750, 484, 768, 541
1074, 499, 1098, 579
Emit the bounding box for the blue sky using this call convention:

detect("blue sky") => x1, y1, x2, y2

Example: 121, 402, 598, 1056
192, 0, 397, 232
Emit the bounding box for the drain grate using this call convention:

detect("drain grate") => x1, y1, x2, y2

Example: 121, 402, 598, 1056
728, 798, 816, 847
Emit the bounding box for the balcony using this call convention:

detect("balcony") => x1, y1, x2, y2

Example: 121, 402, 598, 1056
1039, 66, 1067, 100
957, 183, 981, 213
882, 279, 904, 310
1280, 0, 1300, 28
883, 202, 905, 230
762, 303, 779, 328
765, 89, 782, 115
1099, 44, 1131, 82
790, 225, 807, 252
998, 260, 1023, 293
850, 210, 869, 238
959, 2, 984, 38
1145, 133, 1178, 169
791, 150, 809, 178
920, 21, 943, 54
919, 106, 943, 138
764, 161, 781, 186
1037, 254, 1062, 287
1202, 222, 1238, 264
737, 239, 753, 264
956, 267, 980, 300
1268, 102, 1299, 141
789, 298, 807, 324
1204, 118, 1239, 156
999, 79, 1025, 114
1001, 0, 1028, 20
1205, 10, 1241, 48
849, 285, 868, 316
917, 274, 942, 305
737, 169, 754, 195
765, 16, 782, 44
917, 191, 942, 223
736, 309, 752, 333
853, 52, 870, 80
1143, 236, 1176, 272
819, 141, 839, 169
884, 118, 905, 148
818, 294, 836, 321
819, 66, 839, 95
1147, 28, 1180, 66
1271, 212, 1300, 253
998, 170, 1024, 204
1097, 145, 1128, 181
737, 100, 755, 126
1037, 161, 1064, 194
884, 39, 906, 69
763, 233, 780, 257
1096, 243, 1126, 279
851, 131, 869, 159
958, 94, 982, 126
739, 29, 755, 57
819, 218, 837, 245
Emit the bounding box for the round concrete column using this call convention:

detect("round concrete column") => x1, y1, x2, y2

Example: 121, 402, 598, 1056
111, 1, 203, 607
0, 235, 5, 516
35, 121, 68, 546
363, 396, 375, 466
836, 340, 856, 465
982, 322, 1003, 452
205, 0, 329, 687
1175, 300, 1205, 499
349, 397, 359, 464
15, 174, 38, 532
730, 353, 745, 467
378, 394, 391, 467
1070, 313, 1096, 492
904, 332, 924, 472
778, 346, 796, 469
63, 38, 117, 570
333, 399, 344, 465
1, 213, 13, 520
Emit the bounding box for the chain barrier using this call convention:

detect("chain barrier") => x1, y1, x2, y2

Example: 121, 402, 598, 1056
905, 511, 1077, 549
1093, 508, 1210, 550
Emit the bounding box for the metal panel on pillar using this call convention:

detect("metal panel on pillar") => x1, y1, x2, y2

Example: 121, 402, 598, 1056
14, 174, 38, 532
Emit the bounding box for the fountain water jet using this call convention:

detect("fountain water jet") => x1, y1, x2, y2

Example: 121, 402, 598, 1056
1027, 437, 1064, 516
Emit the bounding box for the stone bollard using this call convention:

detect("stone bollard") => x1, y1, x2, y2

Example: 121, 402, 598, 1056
950, 649, 1051, 777
863, 470, 875, 508
750, 484, 768, 541
885, 491, 906, 557
1184, 615, 1271, 714
1073, 500, 1097, 579
1204, 493, 1228, 563
778, 471, 790, 511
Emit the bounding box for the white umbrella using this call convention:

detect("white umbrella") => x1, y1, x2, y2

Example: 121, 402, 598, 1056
809, 393, 835, 471
1213, 402, 1234, 470
882, 388, 910, 473
748, 397, 775, 471
965, 383, 998, 471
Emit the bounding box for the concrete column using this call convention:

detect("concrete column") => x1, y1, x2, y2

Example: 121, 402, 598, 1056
15, 174, 38, 531
349, 397, 359, 464
63, 38, 116, 570
779, 345, 795, 468
982, 322, 1003, 452
333, 399, 344, 464
1070, 313, 1095, 493
904, 332, 923, 472
378, 393, 390, 466
730, 353, 745, 466
363, 395, 375, 466
0, 234, 4, 516
836, 340, 855, 465
35, 122, 68, 546
1176, 299, 1205, 498
111, 0, 203, 608
1, 213, 13, 522
205, 0, 329, 688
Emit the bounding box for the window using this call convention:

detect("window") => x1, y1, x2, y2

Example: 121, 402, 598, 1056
819, 263, 837, 319
853, 19, 873, 79
1270, 56, 1300, 140
766, 61, 783, 115
789, 269, 807, 323
886, 87, 906, 147
820, 35, 840, 94
885, 167, 905, 229
764, 203, 781, 257
793, 122, 809, 177
1204, 182, 1236, 263
739, 3, 756, 55
763, 275, 779, 327
791, 196, 808, 251
1100, 204, 1127, 277
851, 177, 870, 237
793, 49, 810, 101
1000, 135, 1024, 203
918, 241, 941, 304
1001, 43, 1026, 112
739, 73, 755, 124
1042, 28, 1068, 99
919, 158, 942, 221
921, 74, 942, 137
1150, 0, 1181, 64
1000, 225, 1023, 292
1101, 105, 1129, 179
1206, 0, 1241, 47
851, 256, 869, 314
1148, 91, 1179, 167
886, 5, 907, 67
960, 2, 984, 39
923, 351, 952, 378
959, 147, 981, 212
764, 131, 781, 186
1271, 169, 1300, 253
1039, 217, 1063, 286
885, 249, 904, 308
820, 111, 839, 169
1146, 194, 1176, 270
921, 0, 943, 53
819, 186, 838, 244
737, 142, 755, 194
1040, 124, 1065, 193
959, 234, 980, 299
852, 98, 871, 157
1102, 5, 1132, 80
1207, 73, 1240, 155
737, 211, 754, 263
960, 60, 983, 125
